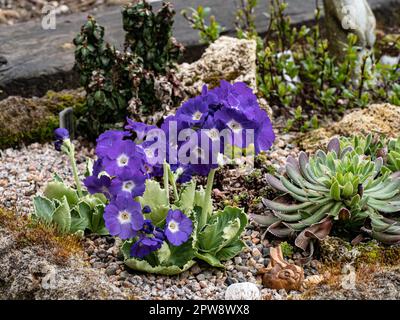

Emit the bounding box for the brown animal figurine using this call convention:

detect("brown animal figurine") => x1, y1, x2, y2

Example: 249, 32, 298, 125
260, 245, 304, 291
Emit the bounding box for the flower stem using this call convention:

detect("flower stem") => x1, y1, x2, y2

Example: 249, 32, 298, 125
163, 161, 170, 205
200, 169, 216, 229
65, 140, 83, 198
168, 166, 179, 203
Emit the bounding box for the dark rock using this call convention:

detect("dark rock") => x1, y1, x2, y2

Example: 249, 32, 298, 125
225, 277, 238, 286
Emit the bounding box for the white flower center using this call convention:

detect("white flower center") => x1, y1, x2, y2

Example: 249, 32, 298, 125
168, 220, 180, 233
144, 148, 153, 158
117, 154, 129, 167
118, 210, 131, 224
207, 128, 220, 141
193, 147, 205, 159
122, 180, 135, 192
192, 111, 203, 121
228, 120, 242, 132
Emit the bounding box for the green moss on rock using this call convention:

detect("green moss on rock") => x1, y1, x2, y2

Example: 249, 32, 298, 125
320, 236, 400, 266
0, 89, 85, 149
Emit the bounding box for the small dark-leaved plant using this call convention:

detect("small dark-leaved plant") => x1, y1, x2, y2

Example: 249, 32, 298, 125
73, 0, 184, 139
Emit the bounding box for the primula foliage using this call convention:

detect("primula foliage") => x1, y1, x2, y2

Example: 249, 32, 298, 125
254, 137, 400, 256
36, 81, 274, 274
33, 129, 108, 236
73, 0, 183, 139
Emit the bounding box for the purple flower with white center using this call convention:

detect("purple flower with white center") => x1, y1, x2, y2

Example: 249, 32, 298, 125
170, 164, 194, 184
165, 209, 193, 246
130, 236, 163, 258
83, 175, 112, 199
109, 169, 146, 198
104, 194, 144, 240
101, 140, 143, 176
177, 130, 219, 176
96, 130, 131, 158
125, 119, 157, 144
176, 95, 208, 127
54, 128, 69, 151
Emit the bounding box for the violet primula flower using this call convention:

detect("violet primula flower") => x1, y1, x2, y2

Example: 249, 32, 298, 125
165, 209, 193, 246
101, 139, 144, 176
130, 236, 163, 258
83, 174, 112, 199
104, 194, 144, 240
109, 169, 146, 198
54, 128, 69, 151
96, 130, 131, 158
142, 220, 155, 234
125, 119, 157, 144
175, 95, 208, 127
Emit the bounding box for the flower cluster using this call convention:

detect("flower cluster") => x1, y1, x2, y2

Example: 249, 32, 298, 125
83, 130, 193, 258
83, 81, 274, 260
127, 80, 275, 182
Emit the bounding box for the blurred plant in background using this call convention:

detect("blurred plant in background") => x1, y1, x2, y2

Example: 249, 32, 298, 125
184, 0, 400, 132
181, 5, 225, 45
74, 0, 184, 139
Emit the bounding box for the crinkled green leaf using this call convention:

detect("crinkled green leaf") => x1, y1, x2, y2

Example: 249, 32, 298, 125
177, 181, 196, 213
194, 186, 213, 213
33, 196, 55, 224
194, 206, 247, 265
139, 180, 170, 226
195, 252, 224, 268
140, 180, 169, 209
44, 181, 79, 207
52, 196, 71, 233
122, 241, 196, 275
215, 240, 246, 262
70, 209, 88, 233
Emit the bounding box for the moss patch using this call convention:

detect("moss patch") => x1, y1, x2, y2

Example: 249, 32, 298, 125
0, 208, 82, 265
0, 89, 85, 149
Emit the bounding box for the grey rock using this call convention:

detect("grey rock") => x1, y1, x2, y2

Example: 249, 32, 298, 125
323, 0, 376, 61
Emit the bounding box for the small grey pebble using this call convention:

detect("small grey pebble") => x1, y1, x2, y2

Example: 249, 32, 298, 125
196, 274, 206, 281
234, 257, 243, 265
105, 264, 118, 276
119, 271, 130, 280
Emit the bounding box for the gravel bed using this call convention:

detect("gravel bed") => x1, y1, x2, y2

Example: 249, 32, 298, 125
0, 131, 313, 300
0, 140, 94, 215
